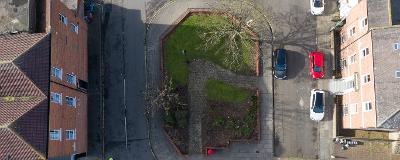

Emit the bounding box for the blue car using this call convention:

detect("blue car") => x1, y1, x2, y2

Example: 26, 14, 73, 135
273, 49, 287, 80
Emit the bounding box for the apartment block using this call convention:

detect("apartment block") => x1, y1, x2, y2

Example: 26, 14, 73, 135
337, 0, 400, 130
0, 0, 88, 159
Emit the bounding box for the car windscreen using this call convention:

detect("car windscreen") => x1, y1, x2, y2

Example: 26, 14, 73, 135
313, 92, 324, 113
314, 0, 323, 7
313, 66, 321, 72
276, 51, 286, 70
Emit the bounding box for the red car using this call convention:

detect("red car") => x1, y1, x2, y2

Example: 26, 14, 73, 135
309, 51, 324, 79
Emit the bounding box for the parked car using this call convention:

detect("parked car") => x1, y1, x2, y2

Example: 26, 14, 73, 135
310, 0, 324, 15
310, 89, 325, 121
309, 51, 324, 79
273, 49, 287, 79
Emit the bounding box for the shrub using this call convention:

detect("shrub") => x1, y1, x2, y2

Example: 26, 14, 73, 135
213, 116, 226, 127
175, 110, 188, 128
164, 111, 176, 127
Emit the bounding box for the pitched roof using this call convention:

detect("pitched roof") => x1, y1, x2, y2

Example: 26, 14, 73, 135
0, 33, 50, 159
367, 0, 391, 28
0, 33, 47, 62
371, 27, 400, 129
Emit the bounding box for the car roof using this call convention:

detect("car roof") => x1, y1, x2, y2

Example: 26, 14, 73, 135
310, 51, 323, 66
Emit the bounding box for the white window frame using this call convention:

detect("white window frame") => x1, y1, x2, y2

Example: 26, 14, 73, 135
362, 74, 371, 84
59, 13, 68, 25
348, 54, 357, 64
360, 17, 368, 28
51, 67, 63, 80
343, 105, 349, 116
396, 70, 400, 79
65, 96, 77, 107
50, 129, 62, 141
50, 92, 62, 104
362, 101, 372, 112
71, 23, 79, 34
341, 34, 346, 44
349, 27, 356, 37
66, 73, 77, 85
350, 103, 358, 115
65, 129, 76, 140
360, 48, 369, 58
394, 43, 399, 50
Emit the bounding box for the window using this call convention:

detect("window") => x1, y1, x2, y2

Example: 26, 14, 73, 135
65, 96, 76, 107
51, 92, 62, 104
343, 105, 349, 116
349, 27, 356, 36
341, 34, 346, 44
66, 73, 77, 85
396, 70, 400, 78
340, 59, 347, 70
51, 67, 63, 80
59, 14, 68, 25
71, 23, 79, 34
361, 48, 369, 57
363, 102, 372, 111
361, 18, 368, 27
350, 104, 358, 114
65, 130, 76, 140
394, 43, 399, 50
50, 129, 61, 140
362, 74, 371, 84
349, 54, 357, 64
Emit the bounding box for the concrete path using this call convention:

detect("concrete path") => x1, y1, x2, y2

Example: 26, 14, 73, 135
145, 0, 274, 159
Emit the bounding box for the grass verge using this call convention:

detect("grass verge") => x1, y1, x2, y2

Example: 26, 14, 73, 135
206, 79, 250, 103
165, 14, 255, 86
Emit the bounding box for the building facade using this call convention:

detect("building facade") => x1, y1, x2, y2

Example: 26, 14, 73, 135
48, 0, 88, 158
338, 0, 400, 130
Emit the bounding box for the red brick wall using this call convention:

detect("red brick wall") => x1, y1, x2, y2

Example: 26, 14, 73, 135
48, 0, 87, 158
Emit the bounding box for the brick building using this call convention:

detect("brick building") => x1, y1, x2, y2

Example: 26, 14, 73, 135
0, 0, 88, 159
337, 0, 400, 130
48, 0, 88, 158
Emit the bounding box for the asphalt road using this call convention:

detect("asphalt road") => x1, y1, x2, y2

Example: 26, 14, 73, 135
255, 0, 333, 159
101, 0, 153, 159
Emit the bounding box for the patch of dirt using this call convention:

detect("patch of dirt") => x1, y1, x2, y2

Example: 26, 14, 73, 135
202, 92, 258, 147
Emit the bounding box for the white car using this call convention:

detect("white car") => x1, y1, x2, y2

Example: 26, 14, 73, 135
310, 89, 325, 121
310, 0, 325, 15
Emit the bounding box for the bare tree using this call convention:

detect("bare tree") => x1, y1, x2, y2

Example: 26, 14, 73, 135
199, 0, 273, 71
147, 76, 186, 114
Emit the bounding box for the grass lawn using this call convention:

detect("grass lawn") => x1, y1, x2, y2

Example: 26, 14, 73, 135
165, 14, 255, 86
206, 79, 250, 103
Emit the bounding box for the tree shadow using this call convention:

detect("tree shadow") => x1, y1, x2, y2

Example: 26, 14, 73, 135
285, 50, 306, 79
272, 6, 317, 53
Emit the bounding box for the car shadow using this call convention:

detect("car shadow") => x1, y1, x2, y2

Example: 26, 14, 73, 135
323, 90, 334, 121
285, 50, 306, 79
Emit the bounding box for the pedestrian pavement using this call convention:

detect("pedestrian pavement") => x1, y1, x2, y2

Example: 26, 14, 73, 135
145, 0, 274, 159
316, 15, 336, 160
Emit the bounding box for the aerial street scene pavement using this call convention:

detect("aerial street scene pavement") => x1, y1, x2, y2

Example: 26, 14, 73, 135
1, 0, 400, 160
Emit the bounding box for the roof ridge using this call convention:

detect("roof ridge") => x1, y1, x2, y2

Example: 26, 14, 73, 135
11, 33, 48, 62
6, 127, 46, 159
10, 62, 48, 98
0, 33, 48, 62
378, 109, 400, 127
